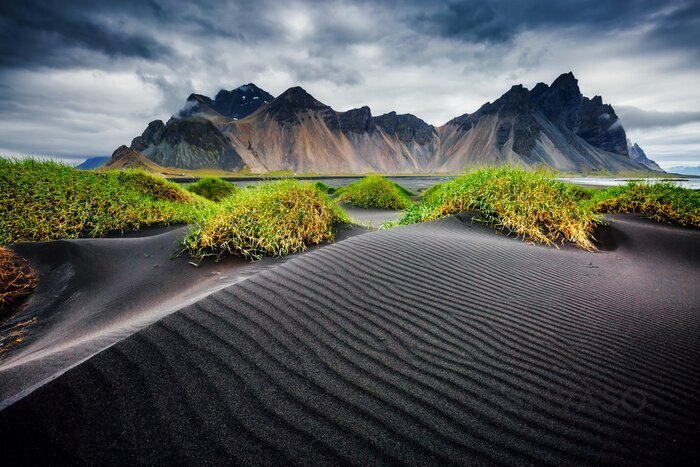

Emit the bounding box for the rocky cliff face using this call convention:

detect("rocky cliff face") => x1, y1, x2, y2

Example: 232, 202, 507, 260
123, 75, 651, 174
131, 120, 165, 152
627, 139, 663, 171
338, 106, 374, 134
130, 117, 245, 170
435, 72, 647, 172
373, 112, 436, 145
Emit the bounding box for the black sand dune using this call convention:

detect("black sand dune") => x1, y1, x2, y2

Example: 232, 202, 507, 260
0, 226, 275, 408
0, 225, 367, 408
1, 214, 699, 464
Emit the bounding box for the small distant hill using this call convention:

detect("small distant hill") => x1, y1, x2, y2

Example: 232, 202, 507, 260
668, 166, 700, 176
102, 146, 167, 172
77, 156, 110, 170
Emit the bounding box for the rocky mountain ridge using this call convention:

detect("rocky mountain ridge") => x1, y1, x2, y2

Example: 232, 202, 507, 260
120, 73, 657, 174
627, 139, 663, 171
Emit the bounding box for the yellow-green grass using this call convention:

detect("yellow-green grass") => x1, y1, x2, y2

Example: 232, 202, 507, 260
400, 166, 599, 250
336, 176, 413, 209
186, 177, 237, 202
0, 158, 216, 245
593, 181, 699, 227
184, 180, 350, 260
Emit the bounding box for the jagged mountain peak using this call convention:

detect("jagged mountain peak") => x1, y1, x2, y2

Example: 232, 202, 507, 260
178, 84, 273, 120
491, 84, 532, 111
552, 71, 577, 83
260, 86, 335, 125
273, 86, 329, 109
338, 106, 374, 133
374, 111, 436, 145
230, 82, 265, 93
627, 139, 663, 171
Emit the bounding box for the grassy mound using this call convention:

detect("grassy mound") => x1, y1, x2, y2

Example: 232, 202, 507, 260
184, 180, 349, 260
336, 176, 413, 209
0, 159, 214, 244
593, 181, 699, 227
1, 248, 36, 316
187, 177, 237, 201
400, 166, 599, 249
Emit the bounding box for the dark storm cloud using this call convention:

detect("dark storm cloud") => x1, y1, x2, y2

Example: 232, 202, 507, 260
644, 0, 700, 57
0, 0, 174, 68
0, 0, 286, 70
617, 106, 700, 129
408, 0, 698, 47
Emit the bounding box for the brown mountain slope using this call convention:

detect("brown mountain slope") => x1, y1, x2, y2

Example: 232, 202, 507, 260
223, 87, 438, 173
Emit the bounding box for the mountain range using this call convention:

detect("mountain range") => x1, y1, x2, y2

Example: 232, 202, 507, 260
106, 73, 662, 174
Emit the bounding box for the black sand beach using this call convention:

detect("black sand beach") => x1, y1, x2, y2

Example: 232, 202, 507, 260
0, 214, 699, 464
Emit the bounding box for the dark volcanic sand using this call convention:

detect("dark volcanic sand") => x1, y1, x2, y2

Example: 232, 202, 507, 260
1, 214, 699, 464
0, 225, 368, 408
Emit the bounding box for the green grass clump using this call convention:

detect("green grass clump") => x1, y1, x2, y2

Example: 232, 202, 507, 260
0, 158, 215, 244
187, 177, 237, 201
400, 166, 599, 249
313, 181, 335, 194
336, 176, 413, 209
184, 180, 349, 260
593, 181, 699, 227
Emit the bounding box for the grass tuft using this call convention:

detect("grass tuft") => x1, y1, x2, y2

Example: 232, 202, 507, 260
184, 180, 349, 260
400, 166, 599, 249
0, 158, 215, 244
336, 176, 413, 209
1, 248, 36, 316
593, 181, 699, 226
186, 177, 237, 202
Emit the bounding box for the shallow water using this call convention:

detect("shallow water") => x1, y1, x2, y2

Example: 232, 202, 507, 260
228, 175, 454, 193
176, 174, 700, 191
558, 176, 700, 189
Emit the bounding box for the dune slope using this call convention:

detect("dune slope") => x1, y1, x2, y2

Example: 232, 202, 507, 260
0, 214, 698, 464
0, 227, 289, 407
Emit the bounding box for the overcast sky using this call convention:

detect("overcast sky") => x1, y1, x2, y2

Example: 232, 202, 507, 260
1, 0, 699, 168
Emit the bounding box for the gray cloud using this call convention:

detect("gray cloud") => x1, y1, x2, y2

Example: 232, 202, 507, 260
0, 0, 699, 166
617, 106, 700, 129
